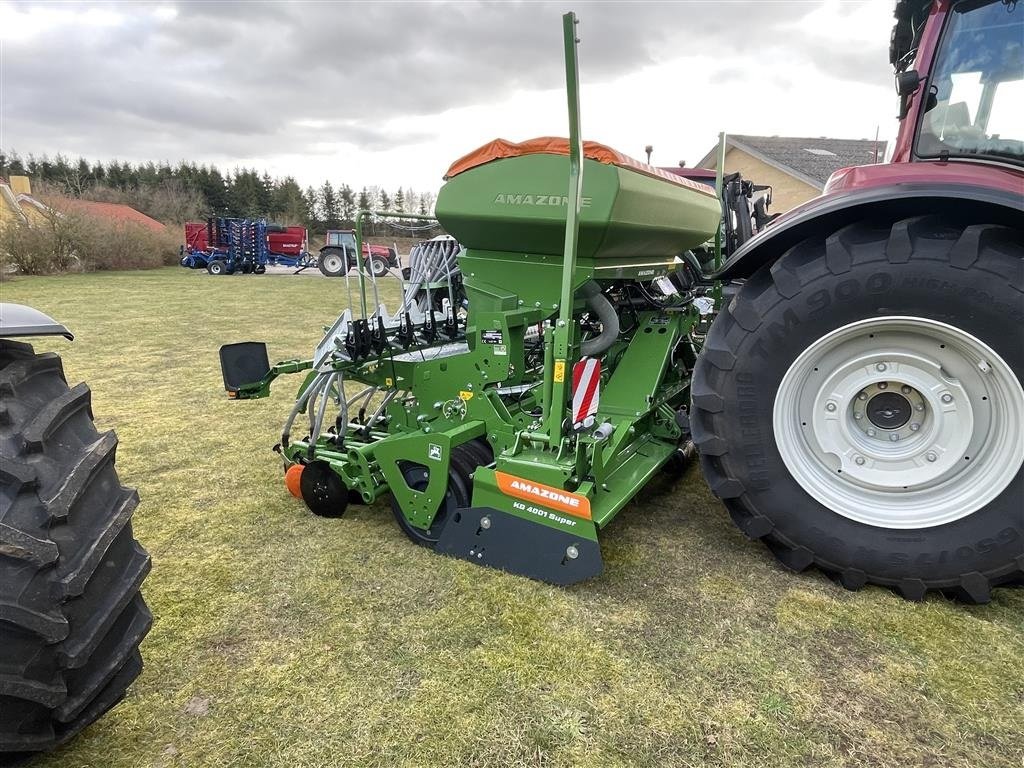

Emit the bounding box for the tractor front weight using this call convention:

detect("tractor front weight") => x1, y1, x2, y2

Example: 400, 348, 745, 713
219, 12, 722, 585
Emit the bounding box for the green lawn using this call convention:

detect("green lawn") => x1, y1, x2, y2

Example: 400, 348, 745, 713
5, 268, 1023, 768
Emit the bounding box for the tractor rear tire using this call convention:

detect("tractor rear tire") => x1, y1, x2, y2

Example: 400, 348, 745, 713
0, 341, 151, 762
692, 217, 1024, 603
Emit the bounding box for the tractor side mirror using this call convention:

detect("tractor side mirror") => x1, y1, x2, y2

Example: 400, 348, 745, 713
895, 69, 921, 96
895, 70, 923, 120
219, 342, 271, 396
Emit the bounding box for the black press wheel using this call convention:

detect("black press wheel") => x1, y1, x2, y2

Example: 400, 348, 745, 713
299, 460, 349, 518
391, 442, 489, 547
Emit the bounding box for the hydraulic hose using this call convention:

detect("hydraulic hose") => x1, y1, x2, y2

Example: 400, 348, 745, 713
578, 280, 619, 357
281, 370, 332, 448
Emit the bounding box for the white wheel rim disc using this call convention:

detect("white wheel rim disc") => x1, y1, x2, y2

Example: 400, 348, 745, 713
774, 316, 1023, 528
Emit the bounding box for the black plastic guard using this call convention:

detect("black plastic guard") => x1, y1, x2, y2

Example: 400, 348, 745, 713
219, 341, 270, 392
434, 506, 603, 586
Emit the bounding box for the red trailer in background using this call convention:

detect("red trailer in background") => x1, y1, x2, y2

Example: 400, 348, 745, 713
184, 221, 209, 252
267, 225, 307, 256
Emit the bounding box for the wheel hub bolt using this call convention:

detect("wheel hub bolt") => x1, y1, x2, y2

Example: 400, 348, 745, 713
854, 412, 862, 420
566, 545, 579, 560
826, 402, 837, 412
878, 382, 888, 390
910, 422, 920, 431
867, 428, 877, 437
916, 404, 925, 411
480, 516, 491, 529
941, 393, 953, 404
876, 363, 887, 372
901, 385, 912, 394
854, 456, 865, 466
925, 451, 937, 462
889, 433, 900, 442
858, 392, 868, 401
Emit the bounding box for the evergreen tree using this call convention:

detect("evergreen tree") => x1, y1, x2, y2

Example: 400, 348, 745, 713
259, 171, 275, 217
319, 181, 341, 230
339, 184, 355, 226
228, 168, 264, 216
357, 187, 371, 214
303, 186, 321, 230
273, 176, 307, 226
0, 145, 441, 229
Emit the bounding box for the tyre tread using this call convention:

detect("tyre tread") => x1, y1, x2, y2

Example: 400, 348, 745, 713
0, 342, 150, 759
692, 218, 1024, 603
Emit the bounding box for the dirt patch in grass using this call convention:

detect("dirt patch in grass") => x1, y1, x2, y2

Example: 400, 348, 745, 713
6, 268, 1022, 768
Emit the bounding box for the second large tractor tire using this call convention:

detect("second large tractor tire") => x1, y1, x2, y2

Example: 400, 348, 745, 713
0, 340, 151, 763
692, 216, 1024, 603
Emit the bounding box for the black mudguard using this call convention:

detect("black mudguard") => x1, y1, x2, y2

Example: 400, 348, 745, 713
715, 182, 1024, 281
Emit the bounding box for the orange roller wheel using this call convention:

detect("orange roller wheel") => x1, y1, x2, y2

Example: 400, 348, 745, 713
285, 463, 304, 498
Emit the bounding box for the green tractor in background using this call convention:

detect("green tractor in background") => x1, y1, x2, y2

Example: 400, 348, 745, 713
222, 6, 1023, 602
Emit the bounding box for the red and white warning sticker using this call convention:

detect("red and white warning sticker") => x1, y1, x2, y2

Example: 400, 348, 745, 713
571, 358, 601, 426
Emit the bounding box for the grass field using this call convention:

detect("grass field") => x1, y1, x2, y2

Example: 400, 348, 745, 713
5, 268, 1023, 768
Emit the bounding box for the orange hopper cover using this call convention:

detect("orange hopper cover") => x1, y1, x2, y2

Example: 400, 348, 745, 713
443, 137, 715, 196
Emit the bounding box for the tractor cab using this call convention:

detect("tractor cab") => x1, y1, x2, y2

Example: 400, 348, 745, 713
325, 229, 358, 251
892, 0, 1023, 166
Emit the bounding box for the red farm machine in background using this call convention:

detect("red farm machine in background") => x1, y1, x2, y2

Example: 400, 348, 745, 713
180, 218, 309, 274
181, 219, 308, 273
182, 220, 308, 260
181, 220, 401, 277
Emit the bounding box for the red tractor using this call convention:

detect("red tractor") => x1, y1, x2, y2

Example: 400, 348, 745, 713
317, 230, 400, 278
693, 0, 1022, 602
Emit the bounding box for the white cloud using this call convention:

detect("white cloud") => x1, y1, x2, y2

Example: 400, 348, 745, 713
0, 3, 125, 42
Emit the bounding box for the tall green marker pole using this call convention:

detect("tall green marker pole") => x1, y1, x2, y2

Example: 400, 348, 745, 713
713, 130, 727, 306
543, 11, 583, 442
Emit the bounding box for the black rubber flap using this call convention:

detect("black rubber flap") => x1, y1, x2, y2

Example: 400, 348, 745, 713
435, 506, 603, 586
219, 342, 270, 392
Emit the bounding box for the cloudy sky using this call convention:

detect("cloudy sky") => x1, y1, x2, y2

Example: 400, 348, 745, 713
1, 1, 897, 194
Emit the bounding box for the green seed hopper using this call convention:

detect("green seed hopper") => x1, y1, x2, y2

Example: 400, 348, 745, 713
437, 147, 721, 263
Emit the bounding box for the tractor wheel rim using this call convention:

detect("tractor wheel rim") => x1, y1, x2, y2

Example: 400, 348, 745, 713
324, 254, 344, 273
773, 315, 1023, 529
